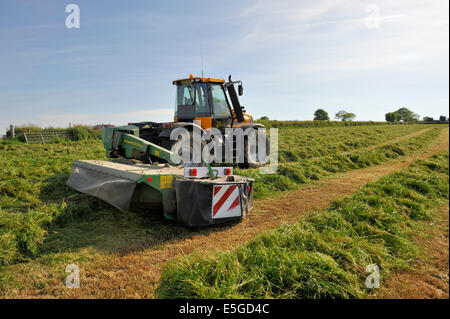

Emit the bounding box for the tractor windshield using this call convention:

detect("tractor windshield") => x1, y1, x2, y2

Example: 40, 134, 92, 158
210, 84, 231, 117
175, 83, 210, 117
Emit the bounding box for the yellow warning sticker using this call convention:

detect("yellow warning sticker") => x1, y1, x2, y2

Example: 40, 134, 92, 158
160, 175, 173, 188
123, 139, 142, 148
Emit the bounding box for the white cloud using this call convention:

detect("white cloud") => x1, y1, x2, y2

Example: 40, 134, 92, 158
225, 0, 449, 76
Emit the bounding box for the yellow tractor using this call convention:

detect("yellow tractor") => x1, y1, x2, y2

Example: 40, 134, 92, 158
106, 74, 270, 167
173, 74, 254, 129
68, 75, 265, 226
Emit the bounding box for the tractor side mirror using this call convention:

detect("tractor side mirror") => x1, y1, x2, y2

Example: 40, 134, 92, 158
238, 84, 243, 96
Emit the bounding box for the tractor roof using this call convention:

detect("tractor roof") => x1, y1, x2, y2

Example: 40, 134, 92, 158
173, 75, 225, 85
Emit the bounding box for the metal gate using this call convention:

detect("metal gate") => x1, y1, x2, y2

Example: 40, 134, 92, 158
23, 131, 70, 144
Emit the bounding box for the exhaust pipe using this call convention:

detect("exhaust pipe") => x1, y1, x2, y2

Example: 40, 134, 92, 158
225, 75, 245, 123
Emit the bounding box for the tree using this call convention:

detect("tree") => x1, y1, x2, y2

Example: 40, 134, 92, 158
259, 116, 269, 120
313, 109, 330, 121
335, 110, 347, 121
423, 116, 434, 122
439, 115, 447, 122
395, 107, 419, 122
385, 112, 399, 122
343, 112, 356, 121
335, 110, 356, 121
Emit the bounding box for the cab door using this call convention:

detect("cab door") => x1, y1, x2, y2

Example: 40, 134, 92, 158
208, 83, 233, 129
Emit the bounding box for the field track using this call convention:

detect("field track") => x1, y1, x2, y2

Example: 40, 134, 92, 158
2, 127, 449, 298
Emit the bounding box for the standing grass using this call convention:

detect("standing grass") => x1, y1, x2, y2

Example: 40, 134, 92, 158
156, 152, 449, 298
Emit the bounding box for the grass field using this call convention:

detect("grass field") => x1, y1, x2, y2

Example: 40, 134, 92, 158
238, 124, 442, 197
157, 152, 449, 298
0, 123, 448, 297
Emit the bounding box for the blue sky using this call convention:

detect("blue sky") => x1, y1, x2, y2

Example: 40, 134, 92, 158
0, 0, 448, 134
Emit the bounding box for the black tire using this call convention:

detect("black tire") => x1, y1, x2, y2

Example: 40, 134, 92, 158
243, 131, 270, 168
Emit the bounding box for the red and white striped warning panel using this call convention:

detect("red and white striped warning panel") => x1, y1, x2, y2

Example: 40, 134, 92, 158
212, 185, 242, 219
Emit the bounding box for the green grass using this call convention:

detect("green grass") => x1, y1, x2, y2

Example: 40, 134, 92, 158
0, 124, 445, 269
0, 141, 106, 266
276, 124, 426, 160
156, 152, 449, 298
237, 125, 443, 198
256, 120, 405, 129
0, 140, 198, 271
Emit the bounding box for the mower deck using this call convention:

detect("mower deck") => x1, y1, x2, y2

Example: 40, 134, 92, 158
67, 160, 254, 227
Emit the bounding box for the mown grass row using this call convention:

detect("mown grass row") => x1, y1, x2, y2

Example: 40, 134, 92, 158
237, 125, 443, 198
0, 141, 106, 266
256, 120, 403, 129
156, 152, 449, 298
276, 124, 426, 161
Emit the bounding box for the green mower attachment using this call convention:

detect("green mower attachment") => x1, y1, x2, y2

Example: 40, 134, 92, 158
67, 160, 254, 227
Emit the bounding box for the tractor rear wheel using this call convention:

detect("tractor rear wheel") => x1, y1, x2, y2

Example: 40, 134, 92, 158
242, 131, 270, 168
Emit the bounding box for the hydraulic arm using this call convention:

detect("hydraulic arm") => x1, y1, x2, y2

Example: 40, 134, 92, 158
102, 125, 180, 165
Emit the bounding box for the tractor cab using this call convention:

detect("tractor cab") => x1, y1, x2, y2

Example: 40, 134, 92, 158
173, 75, 250, 130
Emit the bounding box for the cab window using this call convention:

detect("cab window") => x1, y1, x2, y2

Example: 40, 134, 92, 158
210, 84, 231, 117
175, 83, 210, 117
